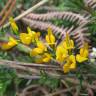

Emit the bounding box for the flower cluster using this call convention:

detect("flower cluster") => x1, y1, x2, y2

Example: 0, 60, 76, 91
56, 33, 89, 73
1, 17, 89, 73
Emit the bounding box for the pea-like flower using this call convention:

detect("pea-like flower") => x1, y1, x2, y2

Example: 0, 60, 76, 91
63, 55, 76, 73
20, 33, 32, 45
63, 33, 74, 50
30, 48, 44, 56
9, 17, 18, 34
20, 27, 40, 45
76, 43, 89, 63
46, 27, 55, 45
27, 27, 40, 43
56, 44, 68, 63
35, 53, 51, 63
1, 37, 18, 50
30, 41, 47, 56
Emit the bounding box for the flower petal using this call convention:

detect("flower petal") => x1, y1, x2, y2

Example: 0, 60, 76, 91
63, 63, 70, 73
42, 53, 51, 63
9, 17, 18, 33
76, 54, 88, 63
20, 33, 31, 45
46, 27, 55, 45
30, 48, 44, 56
1, 37, 18, 50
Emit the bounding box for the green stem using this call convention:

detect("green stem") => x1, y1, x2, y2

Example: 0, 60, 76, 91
16, 43, 31, 53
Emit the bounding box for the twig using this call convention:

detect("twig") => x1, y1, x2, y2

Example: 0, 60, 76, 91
0, 0, 48, 29
0, 0, 16, 26
0, 60, 39, 74
45, 87, 75, 96
0, 59, 59, 68
65, 78, 96, 90
39, 87, 49, 95
20, 84, 39, 96
17, 74, 40, 79
0, 0, 12, 16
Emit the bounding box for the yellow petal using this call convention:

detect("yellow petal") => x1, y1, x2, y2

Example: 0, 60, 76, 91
9, 17, 18, 32
35, 32, 40, 42
65, 33, 70, 43
35, 57, 43, 63
43, 58, 50, 62
63, 40, 74, 50
27, 27, 32, 35
76, 54, 88, 63
37, 41, 47, 51
80, 48, 89, 58
80, 43, 89, 57
35, 53, 51, 63
27, 27, 36, 36
48, 27, 52, 34
30, 48, 44, 56
36, 32, 40, 38
20, 33, 32, 45
46, 27, 55, 45
70, 40, 74, 49
46, 35, 55, 44
63, 55, 76, 73
27, 27, 39, 43
46, 35, 50, 44
63, 63, 70, 73
27, 27, 41, 43
42, 53, 51, 63
69, 55, 76, 64
1, 37, 18, 50
70, 62, 76, 69
56, 45, 68, 62
62, 33, 74, 50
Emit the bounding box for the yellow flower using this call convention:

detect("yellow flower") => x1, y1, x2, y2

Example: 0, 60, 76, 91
20, 27, 40, 45
56, 45, 68, 62
34, 32, 40, 42
9, 17, 18, 33
30, 41, 47, 56
30, 48, 44, 56
27, 27, 40, 43
63, 55, 76, 73
46, 27, 55, 45
76, 43, 89, 63
63, 33, 74, 50
35, 57, 44, 63
20, 33, 32, 45
1, 37, 18, 50
37, 41, 47, 51
27, 27, 35, 37
42, 53, 51, 63
35, 53, 51, 63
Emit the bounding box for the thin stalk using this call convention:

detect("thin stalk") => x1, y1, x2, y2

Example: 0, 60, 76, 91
0, 0, 48, 29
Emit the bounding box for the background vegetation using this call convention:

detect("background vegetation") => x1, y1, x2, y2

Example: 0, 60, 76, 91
0, 0, 96, 96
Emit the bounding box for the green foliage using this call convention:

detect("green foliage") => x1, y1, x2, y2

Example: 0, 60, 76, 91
0, 66, 17, 96
39, 71, 60, 90
0, 0, 96, 95
0, 51, 12, 60
62, 0, 85, 12
0, 0, 7, 11
52, 19, 77, 28
15, 53, 34, 63
16, 0, 41, 10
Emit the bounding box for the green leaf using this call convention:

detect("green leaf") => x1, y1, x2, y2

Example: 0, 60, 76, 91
39, 71, 60, 90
